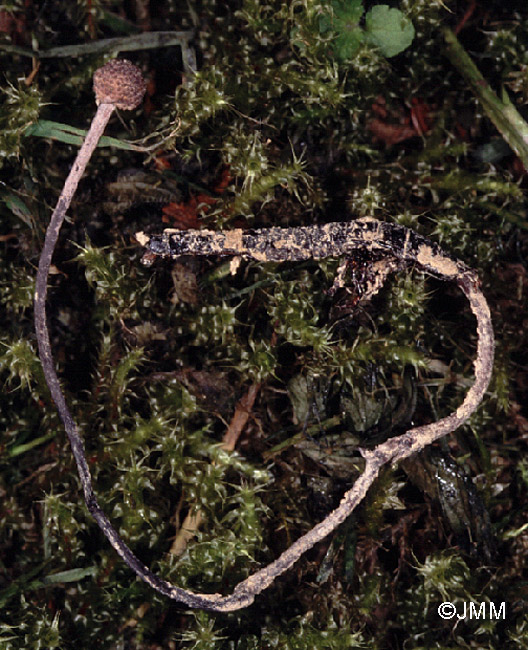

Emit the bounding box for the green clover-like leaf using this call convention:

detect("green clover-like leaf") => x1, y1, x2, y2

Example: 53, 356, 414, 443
320, 0, 365, 60
364, 5, 415, 58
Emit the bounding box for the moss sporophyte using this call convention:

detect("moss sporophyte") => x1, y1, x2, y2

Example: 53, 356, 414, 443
35, 61, 494, 612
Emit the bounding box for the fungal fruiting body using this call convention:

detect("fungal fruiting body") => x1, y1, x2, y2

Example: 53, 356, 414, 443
35, 59, 146, 402
33, 60, 495, 613
93, 58, 147, 110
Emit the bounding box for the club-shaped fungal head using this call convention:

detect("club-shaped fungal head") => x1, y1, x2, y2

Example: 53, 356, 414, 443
93, 59, 146, 111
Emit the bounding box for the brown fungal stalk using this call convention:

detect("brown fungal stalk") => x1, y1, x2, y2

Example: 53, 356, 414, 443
35, 60, 146, 410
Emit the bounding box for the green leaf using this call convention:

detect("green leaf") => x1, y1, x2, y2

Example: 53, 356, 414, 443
24, 120, 137, 150
2, 192, 34, 226
7, 432, 56, 458
40, 566, 98, 585
320, 0, 365, 60
364, 5, 415, 58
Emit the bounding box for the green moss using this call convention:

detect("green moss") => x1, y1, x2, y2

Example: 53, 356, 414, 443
0, 83, 42, 167
0, 0, 526, 647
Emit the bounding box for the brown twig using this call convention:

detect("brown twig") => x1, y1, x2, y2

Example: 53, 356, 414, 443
222, 382, 261, 452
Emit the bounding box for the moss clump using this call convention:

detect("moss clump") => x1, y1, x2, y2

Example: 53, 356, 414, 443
1, 0, 528, 647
